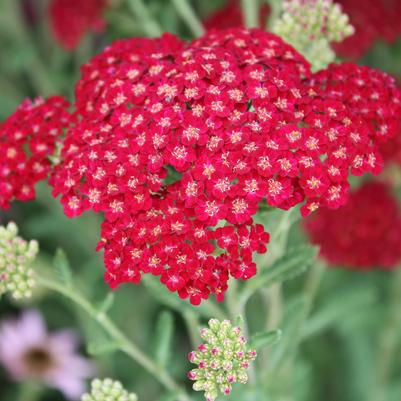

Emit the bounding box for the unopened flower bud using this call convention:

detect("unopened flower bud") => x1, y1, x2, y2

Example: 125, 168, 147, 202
81, 378, 138, 401
0, 222, 37, 300
188, 319, 257, 400
273, 0, 355, 70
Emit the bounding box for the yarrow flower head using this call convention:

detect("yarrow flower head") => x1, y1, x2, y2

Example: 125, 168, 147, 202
188, 319, 256, 401
0, 222, 37, 300
0, 96, 70, 209
273, 0, 355, 70
0, 310, 94, 399
49, 0, 108, 50
304, 181, 401, 269
81, 378, 138, 401
46, 27, 401, 304
335, 0, 401, 59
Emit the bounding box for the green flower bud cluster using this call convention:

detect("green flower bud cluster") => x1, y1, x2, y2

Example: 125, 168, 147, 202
0, 222, 38, 299
81, 379, 138, 401
188, 319, 257, 401
273, 0, 355, 71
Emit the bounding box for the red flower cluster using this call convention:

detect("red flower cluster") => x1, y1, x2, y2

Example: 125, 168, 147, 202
310, 63, 401, 147
335, 0, 401, 59
204, 0, 270, 30
380, 134, 401, 168
48, 28, 401, 304
49, 0, 108, 50
305, 182, 401, 269
0, 97, 70, 209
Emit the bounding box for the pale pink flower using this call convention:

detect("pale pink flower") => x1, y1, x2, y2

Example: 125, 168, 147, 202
0, 310, 94, 399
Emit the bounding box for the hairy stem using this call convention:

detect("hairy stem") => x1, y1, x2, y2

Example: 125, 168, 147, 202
171, 0, 205, 37
241, 0, 260, 28
37, 276, 191, 401
127, 0, 163, 37
183, 310, 201, 348
266, 0, 283, 30
370, 267, 401, 401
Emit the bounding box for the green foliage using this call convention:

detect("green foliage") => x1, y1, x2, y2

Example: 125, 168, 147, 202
248, 329, 282, 350
153, 311, 175, 369
53, 248, 73, 288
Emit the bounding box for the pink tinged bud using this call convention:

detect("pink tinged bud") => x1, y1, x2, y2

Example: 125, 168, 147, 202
210, 361, 218, 369
233, 326, 241, 334
248, 350, 257, 358
227, 375, 235, 383
198, 344, 207, 352
239, 336, 246, 344
241, 361, 249, 369
199, 361, 206, 369
188, 351, 197, 362
200, 328, 209, 337
223, 387, 231, 395
236, 351, 244, 358
187, 370, 197, 380
211, 347, 219, 355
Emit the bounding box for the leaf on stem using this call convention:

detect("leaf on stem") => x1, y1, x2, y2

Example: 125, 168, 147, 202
53, 248, 73, 287
249, 245, 319, 291
87, 339, 122, 356
97, 292, 115, 315
248, 329, 282, 350
153, 311, 175, 369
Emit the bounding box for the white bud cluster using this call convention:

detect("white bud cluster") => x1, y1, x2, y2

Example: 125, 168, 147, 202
0, 222, 37, 299
273, 0, 355, 71
81, 379, 138, 401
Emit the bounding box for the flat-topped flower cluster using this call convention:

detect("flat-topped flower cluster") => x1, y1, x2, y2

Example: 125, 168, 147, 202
1, 28, 400, 304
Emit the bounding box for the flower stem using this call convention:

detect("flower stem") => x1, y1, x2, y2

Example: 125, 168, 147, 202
266, 0, 283, 30
370, 267, 401, 401
37, 276, 191, 401
171, 0, 205, 37
127, 0, 163, 37
8, 0, 58, 95
183, 310, 201, 348
241, 0, 260, 28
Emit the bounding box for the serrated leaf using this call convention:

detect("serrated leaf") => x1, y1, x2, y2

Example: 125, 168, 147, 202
53, 248, 73, 287
235, 315, 245, 327
267, 295, 309, 371
248, 245, 319, 292
153, 311, 174, 369
248, 329, 282, 350
302, 286, 377, 339
87, 340, 121, 356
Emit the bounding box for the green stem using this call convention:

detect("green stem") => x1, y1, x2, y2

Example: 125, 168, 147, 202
37, 276, 191, 401
265, 284, 283, 331
241, 0, 260, 28
127, 0, 163, 37
171, 0, 205, 37
183, 311, 201, 348
283, 261, 325, 369
370, 267, 401, 401
8, 0, 57, 95
266, 0, 283, 30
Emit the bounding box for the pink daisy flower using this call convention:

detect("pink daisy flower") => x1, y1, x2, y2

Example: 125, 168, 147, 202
0, 310, 94, 399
